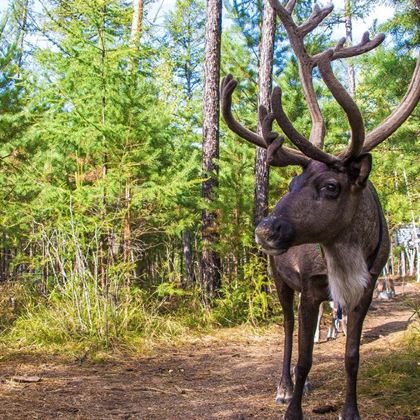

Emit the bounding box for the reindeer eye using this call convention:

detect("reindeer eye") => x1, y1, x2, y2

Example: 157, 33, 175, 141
326, 183, 337, 192
320, 181, 340, 198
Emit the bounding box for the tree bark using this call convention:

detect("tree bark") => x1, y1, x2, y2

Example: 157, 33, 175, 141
182, 230, 195, 286
402, 168, 419, 281
201, 0, 222, 305
122, 0, 144, 278
17, 0, 29, 71
130, 0, 144, 47
345, 0, 356, 96
254, 0, 276, 228
99, 5, 109, 290
123, 183, 134, 269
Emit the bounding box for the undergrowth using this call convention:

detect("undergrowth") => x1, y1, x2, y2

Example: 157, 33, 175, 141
0, 257, 280, 358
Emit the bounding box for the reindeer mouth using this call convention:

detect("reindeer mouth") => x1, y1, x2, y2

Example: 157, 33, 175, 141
255, 235, 290, 255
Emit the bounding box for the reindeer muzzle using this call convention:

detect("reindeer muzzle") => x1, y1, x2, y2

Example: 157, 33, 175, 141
255, 216, 295, 255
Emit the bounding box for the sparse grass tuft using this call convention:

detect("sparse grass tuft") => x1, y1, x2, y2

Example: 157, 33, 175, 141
359, 321, 420, 418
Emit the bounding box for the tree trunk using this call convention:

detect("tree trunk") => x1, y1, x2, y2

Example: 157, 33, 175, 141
344, 0, 355, 96
99, 6, 109, 290
402, 168, 419, 281
401, 251, 406, 277
254, 0, 276, 228
121, 0, 144, 279
17, 0, 29, 71
201, 0, 222, 305
130, 0, 144, 47
123, 183, 134, 272
182, 230, 195, 287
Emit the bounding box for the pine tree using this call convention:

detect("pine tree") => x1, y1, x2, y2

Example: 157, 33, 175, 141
201, 0, 222, 304
254, 0, 275, 228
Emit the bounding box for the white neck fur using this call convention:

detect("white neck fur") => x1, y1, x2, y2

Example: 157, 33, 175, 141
323, 244, 370, 310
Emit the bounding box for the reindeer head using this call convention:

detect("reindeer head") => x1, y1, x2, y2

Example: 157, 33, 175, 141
221, 0, 420, 255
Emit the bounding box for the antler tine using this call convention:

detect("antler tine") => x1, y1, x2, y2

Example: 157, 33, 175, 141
298, 4, 334, 38
362, 52, 420, 153
313, 32, 386, 62
317, 50, 365, 159
285, 0, 297, 13
267, 136, 311, 167
271, 86, 340, 166
220, 75, 267, 148
221, 75, 310, 167
259, 105, 277, 145
268, 0, 333, 148
259, 105, 311, 167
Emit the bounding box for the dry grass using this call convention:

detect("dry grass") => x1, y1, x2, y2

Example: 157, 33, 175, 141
358, 317, 419, 418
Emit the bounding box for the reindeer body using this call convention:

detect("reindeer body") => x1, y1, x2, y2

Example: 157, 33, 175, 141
271, 245, 327, 299
266, 180, 390, 416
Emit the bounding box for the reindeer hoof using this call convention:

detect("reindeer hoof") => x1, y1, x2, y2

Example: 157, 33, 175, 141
275, 392, 293, 405
340, 408, 361, 420
283, 408, 303, 420
276, 395, 291, 405
275, 386, 293, 405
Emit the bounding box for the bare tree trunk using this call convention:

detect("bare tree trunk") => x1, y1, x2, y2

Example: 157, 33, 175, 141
121, 0, 144, 279
16, 0, 29, 72
254, 0, 276, 228
201, 0, 222, 305
99, 6, 109, 290
345, 0, 355, 96
402, 168, 419, 281
0, 234, 10, 282
401, 251, 406, 277
182, 230, 195, 286
130, 0, 144, 47
389, 240, 395, 277
123, 184, 134, 269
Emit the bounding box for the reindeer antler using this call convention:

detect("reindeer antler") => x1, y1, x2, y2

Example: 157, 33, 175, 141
268, 0, 332, 150
221, 75, 310, 167
268, 0, 389, 163
222, 1, 420, 168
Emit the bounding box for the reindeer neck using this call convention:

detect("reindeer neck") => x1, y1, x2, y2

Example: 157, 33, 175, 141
320, 183, 381, 309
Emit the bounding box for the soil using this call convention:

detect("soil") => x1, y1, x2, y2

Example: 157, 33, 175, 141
0, 283, 417, 420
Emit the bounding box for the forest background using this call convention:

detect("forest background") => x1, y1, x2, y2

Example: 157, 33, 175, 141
0, 0, 418, 355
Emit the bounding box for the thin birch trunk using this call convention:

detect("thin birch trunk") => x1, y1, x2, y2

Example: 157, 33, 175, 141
402, 169, 419, 281
130, 0, 144, 47
99, 5, 108, 290
345, 0, 356, 96
182, 230, 195, 286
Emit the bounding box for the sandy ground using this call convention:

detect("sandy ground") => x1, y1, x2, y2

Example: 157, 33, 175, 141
0, 283, 417, 419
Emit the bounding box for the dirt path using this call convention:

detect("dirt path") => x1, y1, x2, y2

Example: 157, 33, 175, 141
0, 284, 417, 419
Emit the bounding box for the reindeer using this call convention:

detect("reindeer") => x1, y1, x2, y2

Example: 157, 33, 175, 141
220, 1, 420, 418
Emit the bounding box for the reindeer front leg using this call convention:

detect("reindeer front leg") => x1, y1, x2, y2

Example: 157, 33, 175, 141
275, 279, 295, 404
285, 292, 321, 420
342, 280, 376, 420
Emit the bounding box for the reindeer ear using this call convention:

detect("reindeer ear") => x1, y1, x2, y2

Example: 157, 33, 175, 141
346, 153, 372, 188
